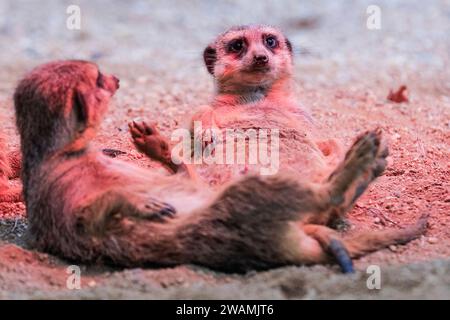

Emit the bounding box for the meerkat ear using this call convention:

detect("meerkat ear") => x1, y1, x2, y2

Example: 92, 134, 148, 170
73, 86, 96, 127
73, 89, 88, 124
203, 45, 217, 75
285, 38, 293, 54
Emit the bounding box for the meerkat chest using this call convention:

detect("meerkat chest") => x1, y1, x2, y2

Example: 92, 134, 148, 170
213, 102, 301, 131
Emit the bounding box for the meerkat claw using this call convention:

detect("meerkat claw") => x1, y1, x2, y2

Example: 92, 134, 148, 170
141, 199, 177, 221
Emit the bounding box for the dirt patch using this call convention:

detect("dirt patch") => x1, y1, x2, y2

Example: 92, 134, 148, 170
1, 243, 449, 299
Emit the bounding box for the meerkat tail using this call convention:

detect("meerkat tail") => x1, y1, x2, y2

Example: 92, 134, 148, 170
328, 239, 355, 273
343, 214, 428, 259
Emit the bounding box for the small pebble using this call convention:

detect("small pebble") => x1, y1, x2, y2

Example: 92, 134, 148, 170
88, 280, 97, 287
427, 237, 438, 244
393, 191, 401, 198
137, 76, 148, 84
374, 217, 381, 224
389, 245, 397, 252
392, 133, 401, 140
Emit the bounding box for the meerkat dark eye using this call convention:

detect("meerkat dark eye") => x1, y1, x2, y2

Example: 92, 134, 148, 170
228, 39, 244, 53
265, 36, 278, 49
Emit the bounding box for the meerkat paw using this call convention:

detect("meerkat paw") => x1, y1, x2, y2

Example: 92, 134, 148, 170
131, 197, 177, 222
129, 121, 171, 163
347, 129, 388, 203
347, 128, 388, 178
343, 129, 382, 170
322, 129, 388, 225
328, 129, 387, 195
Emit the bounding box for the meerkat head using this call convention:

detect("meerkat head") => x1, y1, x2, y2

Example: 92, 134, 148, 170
204, 25, 293, 93
14, 60, 119, 166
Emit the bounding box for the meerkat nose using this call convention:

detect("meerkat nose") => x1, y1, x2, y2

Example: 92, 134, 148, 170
253, 54, 269, 65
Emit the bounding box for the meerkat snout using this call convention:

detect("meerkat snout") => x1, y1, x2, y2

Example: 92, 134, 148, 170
97, 72, 120, 94
253, 53, 269, 66
247, 37, 274, 70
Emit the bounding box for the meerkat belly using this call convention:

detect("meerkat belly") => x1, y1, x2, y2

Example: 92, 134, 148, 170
107, 158, 214, 215
200, 108, 328, 183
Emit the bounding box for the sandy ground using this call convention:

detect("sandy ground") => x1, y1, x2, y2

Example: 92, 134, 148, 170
0, 0, 449, 299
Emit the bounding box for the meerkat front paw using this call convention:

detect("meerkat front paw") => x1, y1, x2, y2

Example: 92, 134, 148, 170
129, 121, 171, 164
139, 198, 177, 222
131, 198, 177, 222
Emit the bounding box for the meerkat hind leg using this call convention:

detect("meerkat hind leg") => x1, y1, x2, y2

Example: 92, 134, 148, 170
192, 175, 337, 271
303, 213, 427, 273
323, 129, 388, 226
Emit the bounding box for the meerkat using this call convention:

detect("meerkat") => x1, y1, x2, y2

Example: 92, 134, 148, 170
129, 24, 430, 262
134, 25, 381, 226
0, 120, 128, 204
0, 133, 21, 203
15, 60, 426, 274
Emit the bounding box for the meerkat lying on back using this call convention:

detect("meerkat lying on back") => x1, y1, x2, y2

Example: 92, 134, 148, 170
16, 60, 426, 273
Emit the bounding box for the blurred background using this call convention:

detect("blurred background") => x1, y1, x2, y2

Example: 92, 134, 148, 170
0, 0, 449, 93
